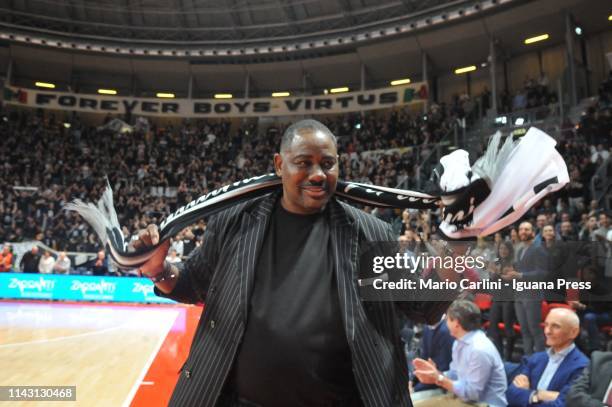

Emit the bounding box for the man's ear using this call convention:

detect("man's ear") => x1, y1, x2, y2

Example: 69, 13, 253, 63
273, 153, 283, 177
570, 326, 580, 341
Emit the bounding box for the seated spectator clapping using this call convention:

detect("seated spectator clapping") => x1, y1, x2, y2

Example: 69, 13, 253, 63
413, 300, 508, 406
411, 315, 455, 393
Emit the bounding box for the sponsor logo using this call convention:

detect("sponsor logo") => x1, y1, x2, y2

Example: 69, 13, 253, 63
8, 277, 55, 295
70, 279, 116, 296
132, 282, 155, 297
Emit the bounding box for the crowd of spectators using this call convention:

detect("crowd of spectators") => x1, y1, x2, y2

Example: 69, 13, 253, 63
1, 72, 607, 266
0, 100, 464, 260
401, 209, 610, 405
423, 73, 561, 132
0, 76, 609, 280
500, 74, 558, 113
397, 76, 611, 404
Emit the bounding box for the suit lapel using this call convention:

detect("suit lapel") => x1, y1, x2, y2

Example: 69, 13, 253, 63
547, 348, 576, 390
532, 353, 548, 385
237, 193, 276, 322
329, 201, 359, 343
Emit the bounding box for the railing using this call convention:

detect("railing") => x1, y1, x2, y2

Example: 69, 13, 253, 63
463, 104, 566, 156
492, 105, 561, 128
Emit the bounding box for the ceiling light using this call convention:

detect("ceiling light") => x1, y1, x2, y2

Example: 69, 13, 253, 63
35, 82, 55, 89
454, 66, 477, 74
156, 92, 175, 98
390, 78, 411, 86
214, 94, 233, 99
272, 92, 290, 97
524, 34, 549, 45
330, 87, 349, 94
98, 89, 117, 95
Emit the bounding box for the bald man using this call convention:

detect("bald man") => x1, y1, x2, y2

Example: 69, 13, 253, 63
506, 308, 588, 406
53, 251, 71, 274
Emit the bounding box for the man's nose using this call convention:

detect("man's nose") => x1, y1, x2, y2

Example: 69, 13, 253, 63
308, 165, 325, 181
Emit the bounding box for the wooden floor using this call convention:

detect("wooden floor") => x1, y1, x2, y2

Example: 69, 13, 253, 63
0, 301, 202, 407
1, 300, 480, 406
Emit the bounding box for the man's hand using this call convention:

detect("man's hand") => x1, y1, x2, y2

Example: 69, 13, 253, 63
537, 390, 559, 401
426, 358, 437, 369
130, 224, 169, 278
504, 269, 522, 280
140, 241, 170, 278
131, 224, 160, 250
413, 358, 439, 385
512, 374, 530, 389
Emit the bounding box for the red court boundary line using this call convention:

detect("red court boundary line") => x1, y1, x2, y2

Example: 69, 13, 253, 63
129, 304, 203, 407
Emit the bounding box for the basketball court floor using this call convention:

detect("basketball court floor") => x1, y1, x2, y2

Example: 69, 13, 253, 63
1, 300, 478, 406
0, 300, 202, 406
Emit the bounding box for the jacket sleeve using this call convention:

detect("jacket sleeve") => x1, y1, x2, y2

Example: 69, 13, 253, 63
566, 365, 605, 407
506, 383, 533, 406
154, 215, 221, 304
520, 247, 550, 281
541, 360, 591, 407
506, 357, 535, 407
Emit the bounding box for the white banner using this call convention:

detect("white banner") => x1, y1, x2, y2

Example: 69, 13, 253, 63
3, 83, 428, 118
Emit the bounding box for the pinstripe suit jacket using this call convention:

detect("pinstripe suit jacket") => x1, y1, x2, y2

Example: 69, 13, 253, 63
158, 192, 448, 407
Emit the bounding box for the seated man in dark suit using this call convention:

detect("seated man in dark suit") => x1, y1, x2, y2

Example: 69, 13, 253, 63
411, 315, 455, 392
506, 308, 588, 406
566, 351, 612, 407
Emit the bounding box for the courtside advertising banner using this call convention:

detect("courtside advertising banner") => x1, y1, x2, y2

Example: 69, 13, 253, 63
0, 273, 175, 303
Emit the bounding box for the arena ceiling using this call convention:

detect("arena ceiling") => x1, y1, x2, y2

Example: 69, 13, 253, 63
0, 0, 610, 97
0, 0, 467, 43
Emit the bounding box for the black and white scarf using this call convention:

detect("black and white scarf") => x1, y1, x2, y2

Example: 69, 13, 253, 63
66, 127, 568, 269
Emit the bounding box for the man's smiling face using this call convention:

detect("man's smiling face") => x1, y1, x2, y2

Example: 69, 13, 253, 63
274, 127, 338, 215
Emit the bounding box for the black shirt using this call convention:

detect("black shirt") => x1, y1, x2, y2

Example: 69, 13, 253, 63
20, 251, 40, 273
231, 203, 361, 407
